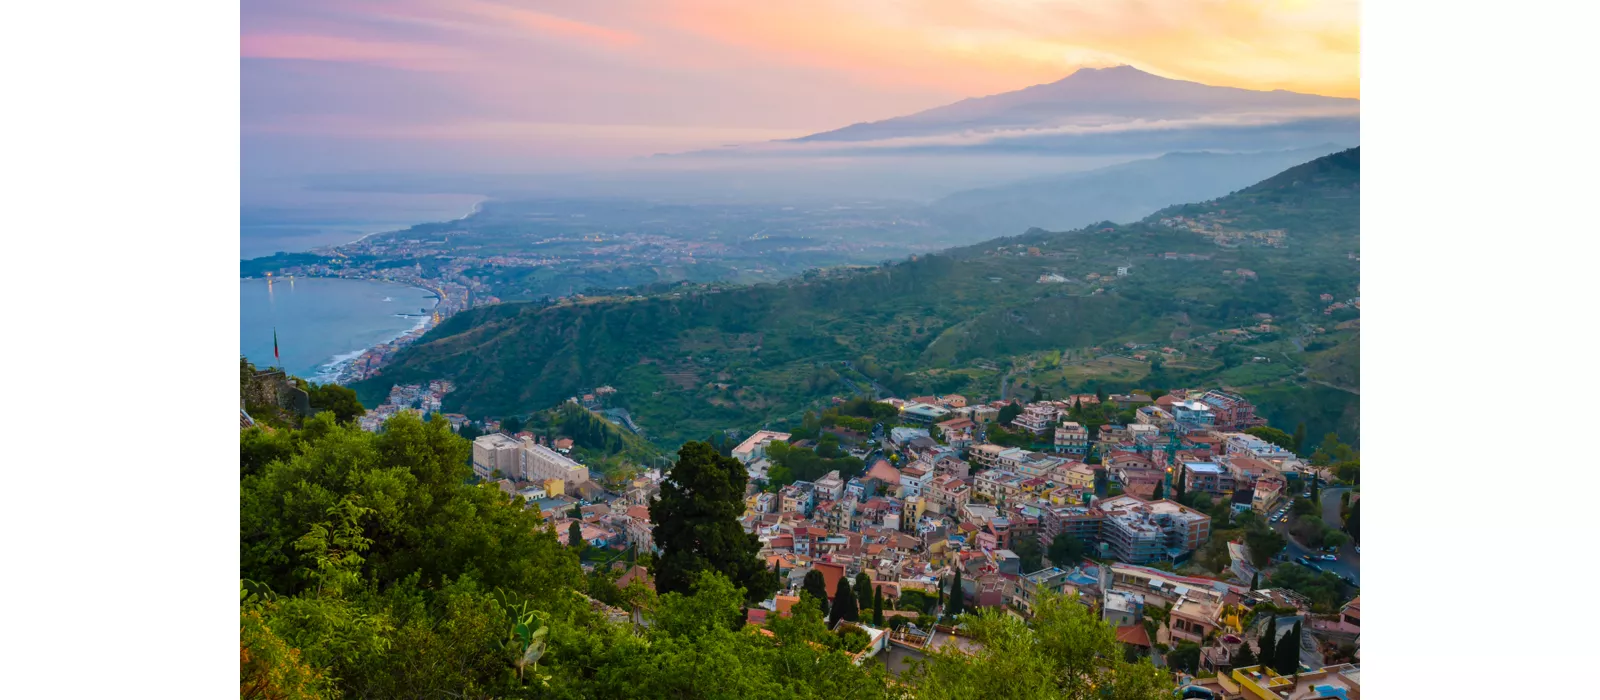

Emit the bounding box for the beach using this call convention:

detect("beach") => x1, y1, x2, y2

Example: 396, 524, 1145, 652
240, 278, 439, 383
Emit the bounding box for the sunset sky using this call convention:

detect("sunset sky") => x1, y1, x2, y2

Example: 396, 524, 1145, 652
243, 0, 1359, 170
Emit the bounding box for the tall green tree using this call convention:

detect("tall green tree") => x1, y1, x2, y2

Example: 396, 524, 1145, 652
872, 587, 885, 627
1173, 464, 1187, 504
1275, 619, 1302, 674
1343, 499, 1360, 543
568, 521, 585, 555
501, 416, 524, 435
946, 567, 965, 618
802, 569, 831, 604
649, 441, 777, 603
1230, 639, 1258, 669
1259, 615, 1278, 671
854, 572, 874, 612
1292, 422, 1306, 454
829, 576, 859, 626
1250, 572, 1259, 591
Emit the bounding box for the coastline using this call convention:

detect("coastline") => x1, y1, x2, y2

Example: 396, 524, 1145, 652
342, 197, 486, 248
309, 281, 441, 385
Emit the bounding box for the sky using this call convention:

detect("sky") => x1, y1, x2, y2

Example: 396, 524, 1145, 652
242, 0, 1359, 176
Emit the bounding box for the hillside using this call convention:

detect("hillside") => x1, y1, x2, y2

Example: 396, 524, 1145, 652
926, 145, 1348, 238
356, 149, 1360, 447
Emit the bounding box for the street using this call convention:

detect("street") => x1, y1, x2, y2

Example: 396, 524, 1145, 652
1272, 485, 1359, 588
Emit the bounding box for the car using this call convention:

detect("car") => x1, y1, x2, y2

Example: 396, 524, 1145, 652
1355, 546, 1360, 554
1295, 556, 1313, 566
1320, 554, 1337, 561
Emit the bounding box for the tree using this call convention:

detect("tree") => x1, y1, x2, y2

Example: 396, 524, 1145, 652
854, 572, 874, 612
1092, 468, 1109, 497
1274, 620, 1302, 674
306, 382, 366, 425
649, 441, 777, 603
1173, 464, 1187, 504
802, 569, 831, 605
655, 569, 746, 638
902, 592, 1172, 699
1047, 533, 1086, 567
1259, 615, 1278, 671
1166, 642, 1201, 675
872, 588, 885, 627
1292, 422, 1306, 454
998, 402, 1022, 426
1343, 499, 1360, 543
1250, 572, 1259, 591
1011, 532, 1045, 572
830, 576, 859, 626
1152, 480, 1166, 501
1244, 426, 1295, 452
568, 521, 586, 556
1230, 638, 1258, 669
501, 416, 524, 435
946, 568, 965, 618
1030, 386, 1044, 403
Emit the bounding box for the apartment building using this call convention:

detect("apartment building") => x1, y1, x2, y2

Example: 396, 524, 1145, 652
1198, 390, 1265, 432
471, 434, 523, 480
814, 470, 846, 503
1183, 462, 1234, 495
1169, 400, 1217, 435
925, 474, 971, 515
1015, 567, 1075, 615
1097, 495, 1211, 564
1013, 404, 1059, 436
1053, 421, 1090, 456
523, 442, 589, 486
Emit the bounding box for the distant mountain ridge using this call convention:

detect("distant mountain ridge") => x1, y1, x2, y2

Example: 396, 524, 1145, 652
796, 66, 1357, 144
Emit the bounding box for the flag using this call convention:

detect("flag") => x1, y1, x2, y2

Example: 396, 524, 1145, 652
273, 328, 280, 363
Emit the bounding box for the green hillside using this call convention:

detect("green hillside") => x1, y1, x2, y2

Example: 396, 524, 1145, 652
355, 149, 1361, 447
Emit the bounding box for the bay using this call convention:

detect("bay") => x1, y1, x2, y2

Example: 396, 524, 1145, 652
240, 278, 438, 383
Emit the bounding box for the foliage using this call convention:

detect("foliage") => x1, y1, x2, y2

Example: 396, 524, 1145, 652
765, 440, 865, 486
898, 589, 936, 614
1166, 642, 1202, 675
1343, 499, 1360, 543
1230, 638, 1258, 669
1244, 426, 1295, 451
997, 403, 1023, 426
1274, 619, 1303, 674
1011, 532, 1045, 572
903, 592, 1172, 699
829, 576, 860, 626
802, 569, 831, 605
854, 572, 874, 612
946, 567, 965, 617
240, 605, 336, 700
1046, 533, 1088, 569
649, 441, 777, 603
1267, 565, 1348, 613
306, 383, 366, 425
1310, 432, 1358, 467
872, 587, 885, 627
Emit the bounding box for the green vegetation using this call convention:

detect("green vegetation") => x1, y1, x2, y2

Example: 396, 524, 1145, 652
765, 439, 865, 486
355, 150, 1360, 448
648, 441, 777, 603
1268, 565, 1348, 613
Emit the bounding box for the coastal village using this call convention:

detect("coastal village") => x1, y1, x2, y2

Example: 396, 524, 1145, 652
443, 387, 1360, 698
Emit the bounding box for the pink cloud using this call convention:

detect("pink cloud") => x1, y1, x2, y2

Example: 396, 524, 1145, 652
240, 33, 472, 72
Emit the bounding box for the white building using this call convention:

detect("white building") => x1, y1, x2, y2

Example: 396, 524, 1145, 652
732, 430, 791, 464
522, 441, 589, 486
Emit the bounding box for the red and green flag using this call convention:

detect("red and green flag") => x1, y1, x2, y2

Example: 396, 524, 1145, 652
273, 328, 280, 364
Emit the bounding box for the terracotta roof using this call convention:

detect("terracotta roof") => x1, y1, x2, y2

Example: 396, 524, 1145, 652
812, 561, 846, 599
626, 505, 650, 521
774, 595, 801, 615
1115, 624, 1152, 647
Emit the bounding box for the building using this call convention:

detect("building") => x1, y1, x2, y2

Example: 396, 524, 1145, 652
732, 430, 791, 464
1183, 462, 1233, 495
1012, 404, 1059, 436
1096, 495, 1211, 564
1053, 422, 1089, 456
1102, 590, 1145, 627
1229, 664, 1361, 700
814, 470, 846, 503
523, 442, 589, 486
900, 402, 953, 425
1015, 567, 1074, 614
471, 434, 523, 480
1199, 390, 1265, 432
1169, 400, 1216, 435
925, 474, 971, 515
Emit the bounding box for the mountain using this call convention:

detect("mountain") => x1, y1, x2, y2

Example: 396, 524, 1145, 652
926, 144, 1348, 238
355, 149, 1361, 447
796, 66, 1357, 143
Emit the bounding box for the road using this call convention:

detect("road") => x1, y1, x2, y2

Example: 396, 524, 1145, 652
1272, 485, 1360, 588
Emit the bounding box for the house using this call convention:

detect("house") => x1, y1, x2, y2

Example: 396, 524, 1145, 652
1014, 567, 1074, 615
899, 466, 931, 499
733, 430, 791, 464
1340, 597, 1360, 628
1103, 590, 1145, 627
1012, 404, 1059, 435
900, 402, 952, 425
1230, 664, 1361, 700
939, 395, 968, 408
1183, 462, 1233, 495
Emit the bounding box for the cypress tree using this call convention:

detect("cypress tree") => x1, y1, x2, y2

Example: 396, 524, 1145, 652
947, 567, 965, 617
1292, 423, 1306, 454
1275, 620, 1302, 675
802, 569, 830, 604
1174, 464, 1187, 503
1260, 615, 1278, 671
854, 572, 874, 612
829, 576, 859, 626
1230, 639, 1257, 669
1250, 572, 1259, 591
872, 587, 885, 627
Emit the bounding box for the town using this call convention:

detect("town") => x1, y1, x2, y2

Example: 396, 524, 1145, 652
451, 386, 1360, 698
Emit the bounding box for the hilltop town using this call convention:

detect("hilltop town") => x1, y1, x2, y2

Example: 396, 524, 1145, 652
449, 386, 1359, 695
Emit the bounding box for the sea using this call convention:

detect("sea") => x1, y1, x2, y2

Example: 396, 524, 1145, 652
240, 278, 438, 384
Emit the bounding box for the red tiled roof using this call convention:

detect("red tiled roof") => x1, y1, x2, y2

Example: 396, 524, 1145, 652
1115, 624, 1152, 647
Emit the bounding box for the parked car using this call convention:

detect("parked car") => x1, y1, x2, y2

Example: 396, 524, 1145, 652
1295, 556, 1313, 566
1320, 554, 1338, 561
